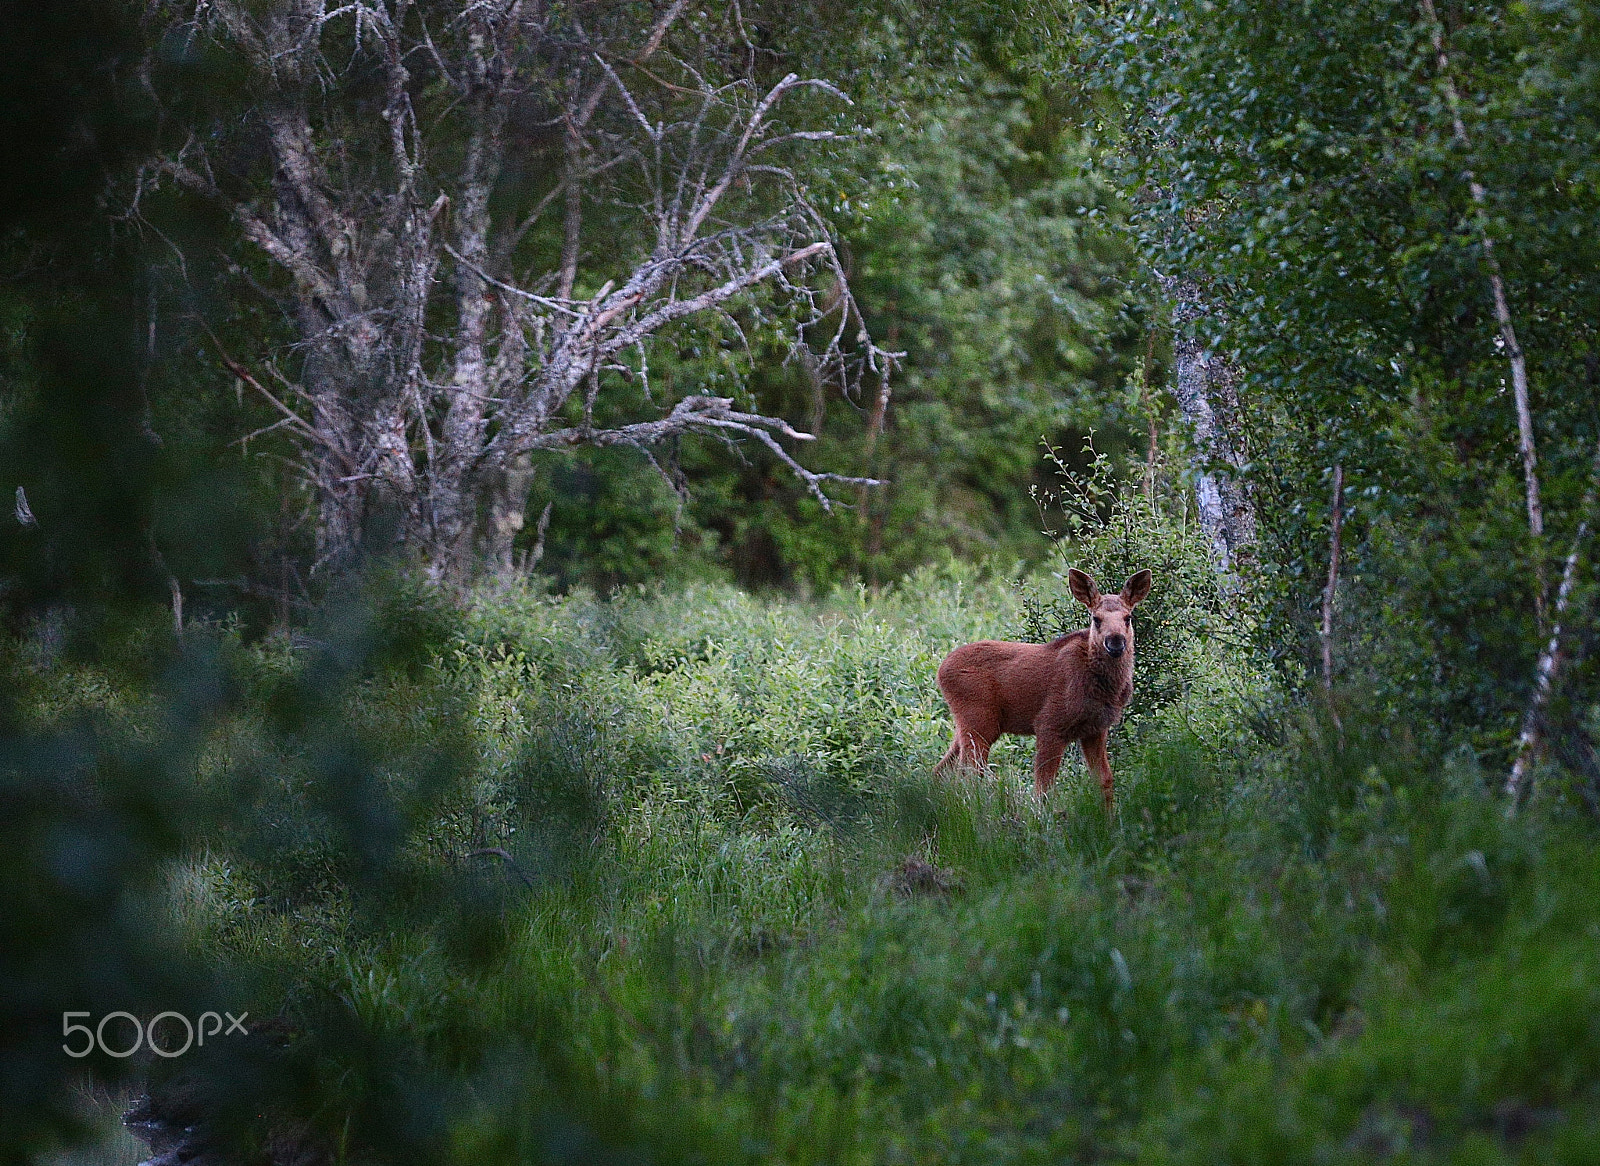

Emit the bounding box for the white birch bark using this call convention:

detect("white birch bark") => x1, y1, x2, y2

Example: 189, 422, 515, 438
1164, 278, 1258, 571
1504, 440, 1600, 813
1419, 0, 1544, 550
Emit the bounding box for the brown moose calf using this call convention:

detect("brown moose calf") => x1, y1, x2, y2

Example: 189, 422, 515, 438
934, 568, 1153, 810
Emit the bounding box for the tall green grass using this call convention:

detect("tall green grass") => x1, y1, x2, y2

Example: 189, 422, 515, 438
18, 561, 1600, 1164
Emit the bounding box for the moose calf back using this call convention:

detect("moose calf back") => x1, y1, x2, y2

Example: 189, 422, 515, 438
936, 639, 1062, 738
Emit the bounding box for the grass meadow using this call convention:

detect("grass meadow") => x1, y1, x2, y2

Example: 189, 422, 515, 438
20, 555, 1600, 1164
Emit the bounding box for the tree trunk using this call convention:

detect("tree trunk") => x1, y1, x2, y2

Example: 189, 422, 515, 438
1420, 0, 1543, 552
1320, 464, 1344, 693
314, 475, 366, 574
1504, 437, 1600, 813
480, 454, 538, 579
1166, 279, 1257, 571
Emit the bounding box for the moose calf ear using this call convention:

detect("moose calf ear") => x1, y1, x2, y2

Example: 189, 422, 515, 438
1121, 569, 1153, 608
1067, 568, 1100, 608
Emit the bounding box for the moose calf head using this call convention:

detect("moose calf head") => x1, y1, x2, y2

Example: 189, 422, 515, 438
1067, 568, 1153, 661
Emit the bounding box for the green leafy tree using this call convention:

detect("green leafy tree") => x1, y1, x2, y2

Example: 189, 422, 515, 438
533, 16, 1143, 591
1085, 0, 1600, 757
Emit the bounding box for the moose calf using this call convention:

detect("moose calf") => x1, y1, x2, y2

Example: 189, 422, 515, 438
934, 568, 1153, 810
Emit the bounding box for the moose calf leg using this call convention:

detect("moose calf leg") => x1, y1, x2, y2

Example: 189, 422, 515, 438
1032, 734, 1068, 798
935, 725, 993, 776
960, 728, 994, 773
1081, 732, 1114, 813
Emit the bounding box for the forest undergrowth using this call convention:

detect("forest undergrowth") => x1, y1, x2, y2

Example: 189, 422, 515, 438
16, 540, 1600, 1165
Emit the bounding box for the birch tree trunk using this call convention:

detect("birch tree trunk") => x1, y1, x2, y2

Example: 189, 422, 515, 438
1165, 278, 1258, 571
1503, 439, 1600, 813
1419, 0, 1547, 622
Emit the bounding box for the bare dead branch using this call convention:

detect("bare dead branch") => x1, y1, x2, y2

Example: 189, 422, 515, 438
527, 394, 880, 509
200, 322, 324, 447
143, 0, 891, 581
612, 241, 832, 349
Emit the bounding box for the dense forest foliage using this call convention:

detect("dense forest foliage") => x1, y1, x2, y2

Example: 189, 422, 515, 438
4, 1, 1600, 1164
